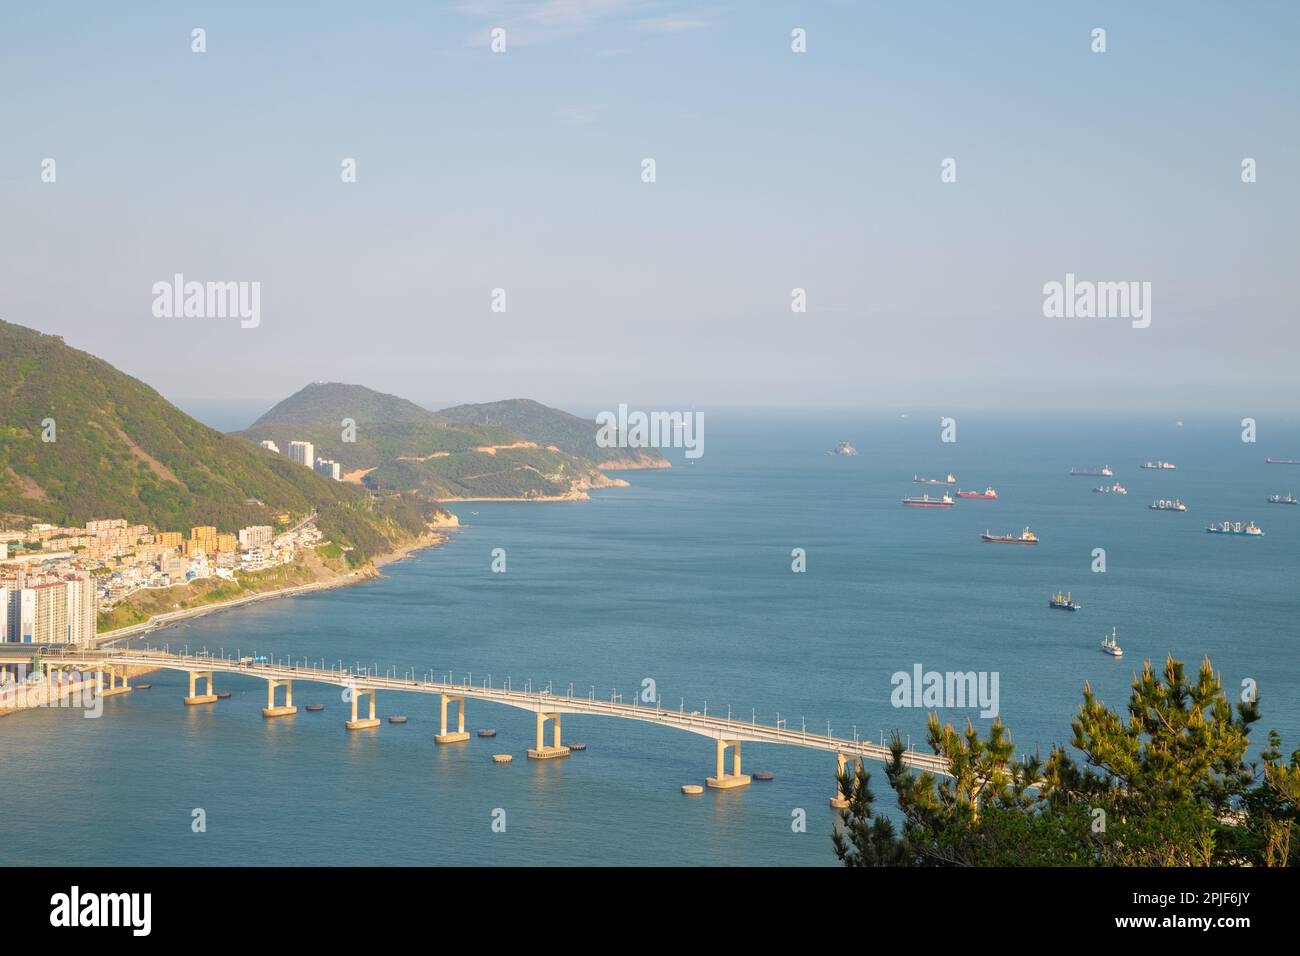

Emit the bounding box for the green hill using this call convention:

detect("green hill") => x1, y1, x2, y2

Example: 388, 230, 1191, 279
436, 398, 669, 468
249, 382, 437, 428
238, 386, 649, 499
0, 320, 441, 564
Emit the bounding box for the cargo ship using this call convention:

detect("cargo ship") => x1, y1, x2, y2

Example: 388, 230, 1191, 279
1142, 460, 1177, 470
981, 527, 1038, 544
902, 493, 954, 508
1071, 465, 1113, 477
1100, 627, 1123, 657
914, 473, 956, 485
1149, 499, 1187, 511
1050, 591, 1081, 611
1206, 520, 1264, 536
956, 487, 998, 499
1266, 458, 1300, 465
1267, 493, 1298, 505
1093, 483, 1127, 494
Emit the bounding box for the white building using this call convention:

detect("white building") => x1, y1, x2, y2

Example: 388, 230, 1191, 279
260, 440, 281, 453
288, 441, 315, 467
0, 574, 96, 645
238, 525, 273, 549
314, 458, 342, 481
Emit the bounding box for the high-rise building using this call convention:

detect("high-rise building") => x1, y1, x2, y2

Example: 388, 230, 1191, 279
64, 572, 96, 645
216, 533, 238, 553
190, 526, 218, 555
288, 441, 315, 467
23, 581, 68, 644
156, 531, 183, 548
0, 585, 10, 641
238, 525, 273, 550
0, 576, 94, 644
314, 458, 342, 481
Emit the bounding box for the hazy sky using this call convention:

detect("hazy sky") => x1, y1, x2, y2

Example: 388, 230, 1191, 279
2, 1, 1297, 415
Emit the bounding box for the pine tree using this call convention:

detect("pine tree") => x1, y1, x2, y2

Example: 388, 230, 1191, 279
838, 655, 1295, 867
831, 762, 911, 866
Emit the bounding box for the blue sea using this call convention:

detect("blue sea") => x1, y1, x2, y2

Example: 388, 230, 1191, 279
2, 411, 1297, 866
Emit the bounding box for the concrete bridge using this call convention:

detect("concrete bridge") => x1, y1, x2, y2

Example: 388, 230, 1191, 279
0, 645, 952, 803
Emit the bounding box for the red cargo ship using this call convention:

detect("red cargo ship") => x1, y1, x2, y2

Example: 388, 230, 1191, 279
956, 487, 998, 500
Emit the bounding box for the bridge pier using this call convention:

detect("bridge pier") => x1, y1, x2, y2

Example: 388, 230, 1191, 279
435, 693, 469, 743
98, 667, 133, 699
707, 738, 751, 789
346, 687, 380, 730
262, 678, 297, 718
830, 753, 861, 808
184, 671, 217, 705
527, 711, 570, 759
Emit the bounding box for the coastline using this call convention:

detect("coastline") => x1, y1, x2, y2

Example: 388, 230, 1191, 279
599, 459, 672, 472
92, 526, 455, 649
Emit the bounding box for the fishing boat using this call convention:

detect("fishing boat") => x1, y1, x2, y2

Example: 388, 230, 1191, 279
1101, 627, 1123, 657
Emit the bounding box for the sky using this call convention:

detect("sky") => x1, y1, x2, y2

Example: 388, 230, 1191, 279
2, 1, 1297, 418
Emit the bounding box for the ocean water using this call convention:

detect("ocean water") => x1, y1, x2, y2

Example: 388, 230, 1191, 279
1, 411, 1297, 866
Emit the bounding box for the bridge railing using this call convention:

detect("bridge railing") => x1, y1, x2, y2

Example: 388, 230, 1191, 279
21, 647, 953, 774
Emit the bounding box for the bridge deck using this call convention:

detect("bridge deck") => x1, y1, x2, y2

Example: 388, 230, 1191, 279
0, 647, 952, 777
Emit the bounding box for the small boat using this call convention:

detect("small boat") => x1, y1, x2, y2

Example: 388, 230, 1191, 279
1049, 591, 1081, 611
477, 729, 497, 737
981, 527, 1038, 545
387, 715, 408, 724
902, 493, 954, 508
1267, 494, 1297, 505
305, 703, 325, 712
956, 487, 998, 499
1101, 627, 1123, 657
913, 473, 956, 485
1149, 499, 1187, 511
1206, 521, 1264, 536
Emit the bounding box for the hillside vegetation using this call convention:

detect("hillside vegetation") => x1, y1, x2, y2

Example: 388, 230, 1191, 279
0, 321, 440, 564
238, 385, 658, 499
